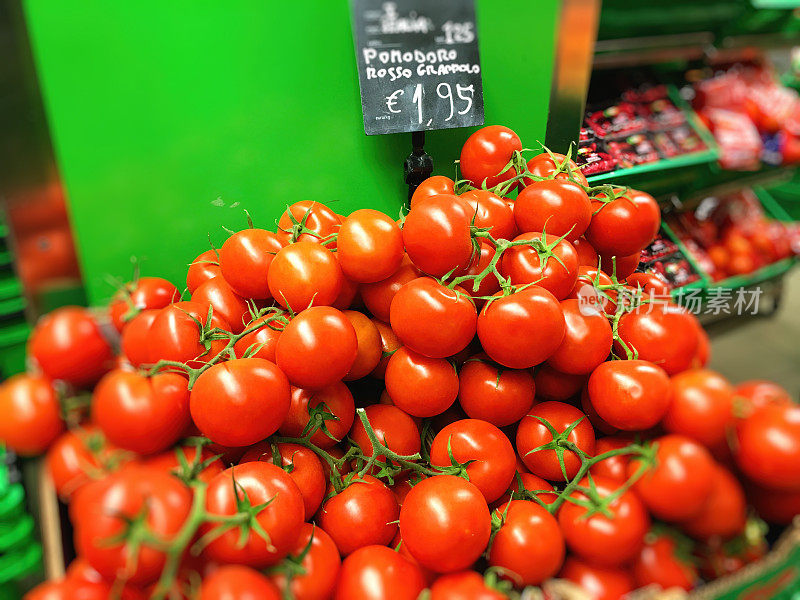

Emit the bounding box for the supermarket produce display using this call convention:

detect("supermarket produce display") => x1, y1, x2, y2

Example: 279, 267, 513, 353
2, 125, 800, 599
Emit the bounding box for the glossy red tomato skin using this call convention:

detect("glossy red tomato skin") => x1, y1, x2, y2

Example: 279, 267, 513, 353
25, 580, 145, 600
615, 304, 699, 375
0, 374, 63, 456
219, 228, 284, 299
270, 523, 341, 600
342, 310, 382, 380
390, 277, 477, 359
233, 314, 285, 362
587, 359, 670, 431
496, 471, 558, 507
73, 467, 192, 585
200, 565, 281, 600
534, 364, 585, 402
277, 201, 341, 247
29, 307, 114, 388
400, 475, 491, 573
334, 545, 426, 600
190, 358, 290, 447
525, 152, 588, 186
598, 251, 640, 281
203, 462, 305, 566
360, 255, 419, 322
411, 176, 456, 206
459, 189, 517, 241
191, 275, 250, 333
384, 347, 458, 417
144, 444, 223, 485
460, 242, 502, 300
278, 382, 355, 448
350, 404, 421, 465
267, 241, 343, 310
460, 125, 522, 188
501, 233, 579, 300
735, 380, 792, 414
275, 306, 357, 390
559, 557, 635, 600
120, 308, 159, 367
338, 209, 404, 283
93, 370, 190, 455
477, 286, 566, 369
663, 369, 735, 448
147, 300, 231, 368
240, 442, 326, 520
682, 464, 746, 540
735, 404, 800, 491
747, 483, 800, 525
547, 299, 612, 375
186, 249, 221, 293
630, 434, 715, 521
402, 195, 475, 277
109, 276, 179, 332
457, 358, 535, 427
430, 419, 516, 503
517, 401, 596, 481
429, 570, 506, 600
559, 476, 650, 567
46, 427, 108, 500
488, 500, 565, 585
514, 180, 592, 241
370, 319, 400, 378
633, 535, 697, 592
590, 436, 633, 483
584, 189, 661, 256
318, 475, 400, 556
626, 271, 671, 296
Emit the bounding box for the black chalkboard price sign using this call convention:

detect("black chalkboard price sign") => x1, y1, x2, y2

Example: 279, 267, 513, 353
351, 0, 485, 135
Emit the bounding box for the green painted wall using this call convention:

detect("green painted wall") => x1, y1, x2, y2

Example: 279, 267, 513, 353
22, 1, 558, 303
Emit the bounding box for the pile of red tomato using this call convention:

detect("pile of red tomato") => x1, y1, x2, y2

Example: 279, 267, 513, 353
2, 124, 799, 600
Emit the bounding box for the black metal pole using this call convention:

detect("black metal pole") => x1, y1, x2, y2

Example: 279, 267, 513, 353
404, 130, 433, 203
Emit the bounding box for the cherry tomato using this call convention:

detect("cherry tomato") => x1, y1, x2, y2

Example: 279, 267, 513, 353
460, 242, 502, 300
497, 471, 558, 506
399, 474, 490, 573
334, 545, 426, 600
338, 209, 404, 283
390, 277, 477, 358
46, 426, 120, 500
584, 188, 660, 256
318, 475, 399, 556
457, 357, 535, 427
268, 241, 343, 310
29, 306, 113, 388
219, 228, 284, 299
460, 125, 522, 188
514, 180, 592, 241
73, 466, 192, 584
664, 369, 735, 448
240, 442, 326, 519
547, 299, 612, 375
233, 313, 285, 362
384, 347, 458, 417
748, 483, 800, 525
633, 534, 697, 592
360, 255, 420, 322
371, 319, 401, 378
630, 434, 715, 521
270, 523, 341, 600
411, 176, 456, 206
477, 286, 566, 369
534, 364, 585, 402
186, 249, 221, 293
278, 382, 355, 448
0, 374, 63, 456
587, 359, 670, 431
581, 387, 619, 435
93, 370, 190, 455
735, 380, 792, 415
626, 271, 671, 296
524, 152, 588, 186
615, 303, 699, 375
25, 580, 145, 600
120, 308, 159, 367
559, 557, 635, 600
275, 306, 357, 390
517, 401, 595, 481
350, 405, 421, 466
590, 436, 633, 483
559, 475, 650, 567
191, 276, 250, 333
566, 266, 616, 315
203, 461, 304, 566
459, 189, 517, 241
342, 310, 382, 380
681, 464, 746, 540
735, 403, 800, 491
200, 565, 280, 600
147, 300, 231, 368
430, 419, 516, 503
108, 276, 179, 332
191, 358, 290, 447
500, 233, 579, 300
573, 237, 599, 267
144, 443, 223, 485
429, 570, 506, 600
489, 500, 564, 585
598, 250, 640, 280
277, 201, 341, 247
